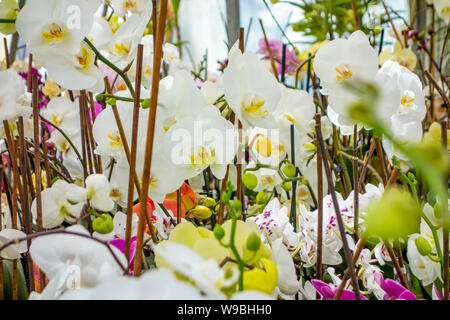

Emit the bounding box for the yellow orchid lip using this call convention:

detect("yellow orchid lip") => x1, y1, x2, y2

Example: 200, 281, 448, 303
76, 46, 94, 69
124, 0, 137, 9
335, 64, 353, 81
42, 23, 65, 44
108, 132, 123, 149
244, 99, 268, 117
113, 42, 130, 55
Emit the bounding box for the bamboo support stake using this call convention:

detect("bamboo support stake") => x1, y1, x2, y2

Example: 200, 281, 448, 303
3, 121, 19, 299
78, 93, 88, 181
315, 114, 323, 281
17, 117, 35, 292
134, 0, 169, 277
353, 125, 359, 236
125, 44, 144, 263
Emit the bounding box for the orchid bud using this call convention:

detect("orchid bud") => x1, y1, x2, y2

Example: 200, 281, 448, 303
256, 191, 268, 205
242, 172, 258, 190
202, 197, 216, 209
189, 205, 212, 220
282, 181, 292, 192
415, 236, 432, 256
92, 214, 114, 234
213, 224, 225, 240
141, 99, 150, 109
282, 163, 296, 178
107, 98, 116, 106
246, 232, 261, 251
231, 200, 242, 213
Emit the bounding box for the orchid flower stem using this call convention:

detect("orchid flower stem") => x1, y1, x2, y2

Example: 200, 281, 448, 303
96, 93, 147, 103
83, 38, 135, 96
225, 209, 244, 291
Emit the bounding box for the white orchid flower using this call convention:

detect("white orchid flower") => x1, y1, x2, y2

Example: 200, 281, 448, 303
313, 30, 378, 94
164, 105, 237, 181
272, 238, 300, 296
110, 0, 151, 17
87, 16, 113, 51
248, 198, 299, 247
163, 43, 180, 64
223, 41, 281, 129
155, 242, 238, 299
31, 180, 84, 228
41, 97, 80, 135
85, 174, 115, 212
0, 69, 32, 122
407, 233, 441, 286
16, 0, 94, 56
105, 7, 151, 69
29, 225, 127, 299
157, 70, 207, 133
274, 85, 316, 134
0, 229, 27, 259
59, 268, 204, 300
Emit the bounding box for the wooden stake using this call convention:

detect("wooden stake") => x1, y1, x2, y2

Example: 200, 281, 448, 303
125, 44, 143, 263
134, 0, 168, 277
315, 114, 323, 281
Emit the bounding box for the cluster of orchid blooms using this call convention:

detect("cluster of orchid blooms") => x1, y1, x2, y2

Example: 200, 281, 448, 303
0, 0, 448, 301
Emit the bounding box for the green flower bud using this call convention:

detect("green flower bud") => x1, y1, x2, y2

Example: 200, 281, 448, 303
364, 188, 421, 240
242, 172, 258, 190
256, 191, 269, 205
107, 98, 117, 106
231, 200, 242, 213
92, 214, 114, 234
189, 205, 212, 220
282, 163, 296, 179
246, 232, 261, 251
141, 99, 151, 109
282, 181, 292, 192
202, 197, 216, 209
213, 224, 225, 240
415, 236, 432, 256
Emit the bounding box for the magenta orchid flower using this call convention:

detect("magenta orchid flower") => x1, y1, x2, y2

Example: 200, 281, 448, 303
110, 236, 137, 272
311, 280, 368, 300
374, 272, 416, 300
432, 283, 450, 300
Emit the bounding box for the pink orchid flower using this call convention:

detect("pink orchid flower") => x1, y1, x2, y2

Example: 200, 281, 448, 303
311, 280, 368, 300
374, 272, 416, 300
110, 236, 137, 273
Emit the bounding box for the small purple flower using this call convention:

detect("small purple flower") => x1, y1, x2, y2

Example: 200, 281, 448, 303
374, 272, 416, 300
